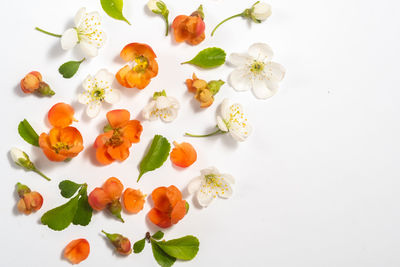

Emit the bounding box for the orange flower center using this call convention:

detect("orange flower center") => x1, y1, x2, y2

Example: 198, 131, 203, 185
107, 129, 124, 147
133, 56, 149, 72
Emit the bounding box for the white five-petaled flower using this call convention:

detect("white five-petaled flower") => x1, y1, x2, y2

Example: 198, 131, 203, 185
61, 7, 106, 58
78, 69, 120, 118
251, 2, 272, 21
216, 99, 252, 142
142, 91, 180, 122
188, 167, 235, 207
229, 43, 285, 99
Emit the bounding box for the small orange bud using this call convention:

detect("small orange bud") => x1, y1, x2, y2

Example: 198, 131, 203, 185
16, 183, 43, 215
48, 103, 76, 128
170, 141, 197, 168
88, 188, 111, 211
123, 188, 145, 213
63, 239, 90, 264
20, 71, 42, 93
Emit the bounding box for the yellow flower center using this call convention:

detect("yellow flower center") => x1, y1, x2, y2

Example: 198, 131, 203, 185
107, 129, 124, 147
250, 60, 265, 73
133, 56, 149, 72
91, 87, 105, 101
53, 142, 70, 153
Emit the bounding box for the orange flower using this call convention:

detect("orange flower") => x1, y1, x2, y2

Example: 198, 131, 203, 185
170, 141, 197, 168
94, 109, 143, 165
116, 43, 158, 89
123, 188, 145, 213
148, 185, 188, 228
172, 6, 205, 45
16, 183, 43, 215
39, 127, 83, 162
48, 103, 76, 128
63, 239, 90, 264
88, 177, 125, 222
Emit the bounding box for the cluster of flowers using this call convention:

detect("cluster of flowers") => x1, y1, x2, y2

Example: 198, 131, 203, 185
13, 0, 285, 265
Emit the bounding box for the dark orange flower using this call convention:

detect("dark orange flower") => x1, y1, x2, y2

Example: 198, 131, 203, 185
88, 177, 125, 222
172, 6, 205, 45
116, 43, 158, 89
170, 141, 197, 168
63, 239, 90, 264
39, 127, 83, 162
123, 188, 145, 213
94, 109, 143, 165
148, 185, 188, 228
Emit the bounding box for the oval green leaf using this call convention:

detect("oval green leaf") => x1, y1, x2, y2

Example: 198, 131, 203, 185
133, 238, 146, 254
41, 195, 80, 231
182, 47, 226, 69
18, 119, 39, 147
137, 135, 171, 182
59, 180, 82, 198
58, 58, 85, 79
151, 239, 176, 267
156, 235, 199, 261
100, 0, 131, 25
152, 231, 165, 240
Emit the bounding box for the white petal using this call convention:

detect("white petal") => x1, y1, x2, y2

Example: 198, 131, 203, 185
74, 7, 87, 27
248, 43, 274, 61
220, 98, 231, 120
229, 129, 247, 142
188, 176, 202, 195
217, 179, 233, 199
95, 69, 114, 84
147, 0, 159, 11
160, 108, 178, 122
252, 77, 278, 99
167, 96, 180, 109
82, 75, 93, 91
60, 28, 78, 50
155, 96, 172, 110
86, 101, 101, 118
221, 174, 235, 184
79, 41, 98, 57
269, 62, 286, 81
10, 148, 26, 162
229, 68, 252, 92
252, 2, 272, 21
217, 116, 228, 132
104, 89, 120, 104
200, 167, 220, 177
78, 92, 91, 104
196, 188, 214, 207
142, 101, 158, 121
229, 53, 253, 67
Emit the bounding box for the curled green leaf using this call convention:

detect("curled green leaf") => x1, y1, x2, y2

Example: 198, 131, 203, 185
181, 47, 226, 69
72, 186, 93, 226
151, 239, 176, 267
100, 0, 131, 25
58, 58, 85, 79
137, 135, 171, 182
156, 235, 199, 261
18, 119, 39, 147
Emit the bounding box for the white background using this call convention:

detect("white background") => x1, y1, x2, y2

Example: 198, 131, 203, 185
1, 0, 400, 266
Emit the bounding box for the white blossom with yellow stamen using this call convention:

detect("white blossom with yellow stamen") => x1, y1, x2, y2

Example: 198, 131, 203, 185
78, 69, 120, 118
61, 7, 106, 57
142, 91, 180, 122
188, 167, 235, 207
229, 43, 285, 99
216, 98, 252, 142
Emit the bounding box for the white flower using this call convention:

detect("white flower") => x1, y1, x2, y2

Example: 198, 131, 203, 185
10, 148, 28, 165
78, 69, 120, 118
188, 167, 235, 207
216, 99, 252, 142
147, 0, 160, 12
251, 2, 272, 21
229, 43, 285, 99
142, 91, 180, 122
61, 7, 106, 57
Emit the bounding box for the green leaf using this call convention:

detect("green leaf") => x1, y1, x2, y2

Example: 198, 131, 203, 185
137, 135, 171, 182
151, 239, 176, 267
58, 58, 85, 79
59, 180, 81, 198
156, 236, 199, 261
208, 80, 225, 95
185, 202, 190, 214
152, 231, 164, 240
133, 238, 146, 254
72, 187, 93, 226
100, 0, 131, 25
18, 119, 39, 147
41, 195, 79, 231
181, 47, 226, 69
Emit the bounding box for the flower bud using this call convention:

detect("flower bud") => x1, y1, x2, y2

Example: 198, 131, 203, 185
10, 148, 32, 169
16, 183, 43, 215
16, 182, 31, 198
101, 231, 132, 255
108, 200, 124, 223
251, 2, 272, 22
147, 0, 164, 13
20, 71, 55, 96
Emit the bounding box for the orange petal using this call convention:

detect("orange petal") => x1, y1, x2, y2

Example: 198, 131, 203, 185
166, 185, 183, 207
48, 103, 75, 128
187, 32, 205, 46
122, 120, 143, 144
170, 141, 197, 168
107, 109, 130, 128
171, 200, 187, 224
95, 143, 115, 165
63, 239, 90, 265
39, 132, 68, 162
116, 65, 132, 88
148, 208, 172, 228
59, 126, 84, 157
106, 139, 131, 161
103, 177, 124, 201
172, 15, 190, 43
123, 188, 145, 213
126, 70, 151, 90
151, 187, 172, 213
88, 188, 111, 211
120, 43, 157, 62
147, 58, 159, 78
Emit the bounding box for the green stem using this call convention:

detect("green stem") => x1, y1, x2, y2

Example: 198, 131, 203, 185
35, 27, 62, 38
164, 16, 169, 36
211, 13, 244, 36
32, 168, 51, 181
185, 128, 225, 138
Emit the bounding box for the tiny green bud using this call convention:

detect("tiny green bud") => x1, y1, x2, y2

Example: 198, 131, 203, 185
108, 200, 124, 222
153, 90, 167, 99
16, 182, 31, 198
